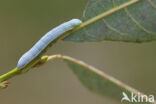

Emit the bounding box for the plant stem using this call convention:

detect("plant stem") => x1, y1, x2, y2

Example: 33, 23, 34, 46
0, 68, 20, 82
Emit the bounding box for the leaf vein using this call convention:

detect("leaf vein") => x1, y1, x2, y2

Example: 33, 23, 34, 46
124, 8, 156, 36
147, 0, 156, 8
102, 19, 131, 37
90, 2, 131, 40
83, 27, 100, 40
111, 0, 116, 7
99, 1, 131, 38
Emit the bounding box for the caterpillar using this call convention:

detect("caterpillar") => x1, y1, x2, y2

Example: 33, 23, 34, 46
17, 19, 82, 70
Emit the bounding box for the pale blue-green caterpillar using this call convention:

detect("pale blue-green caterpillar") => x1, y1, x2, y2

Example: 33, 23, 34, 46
17, 19, 82, 70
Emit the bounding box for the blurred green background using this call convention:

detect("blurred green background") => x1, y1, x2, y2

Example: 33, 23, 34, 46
0, 0, 155, 104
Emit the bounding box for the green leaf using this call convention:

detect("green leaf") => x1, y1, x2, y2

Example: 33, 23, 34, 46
64, 0, 156, 42
62, 56, 155, 104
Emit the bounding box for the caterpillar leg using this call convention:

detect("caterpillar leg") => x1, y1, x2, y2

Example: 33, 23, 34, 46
33, 56, 49, 68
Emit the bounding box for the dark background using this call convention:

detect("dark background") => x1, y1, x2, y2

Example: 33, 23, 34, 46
0, 0, 155, 104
